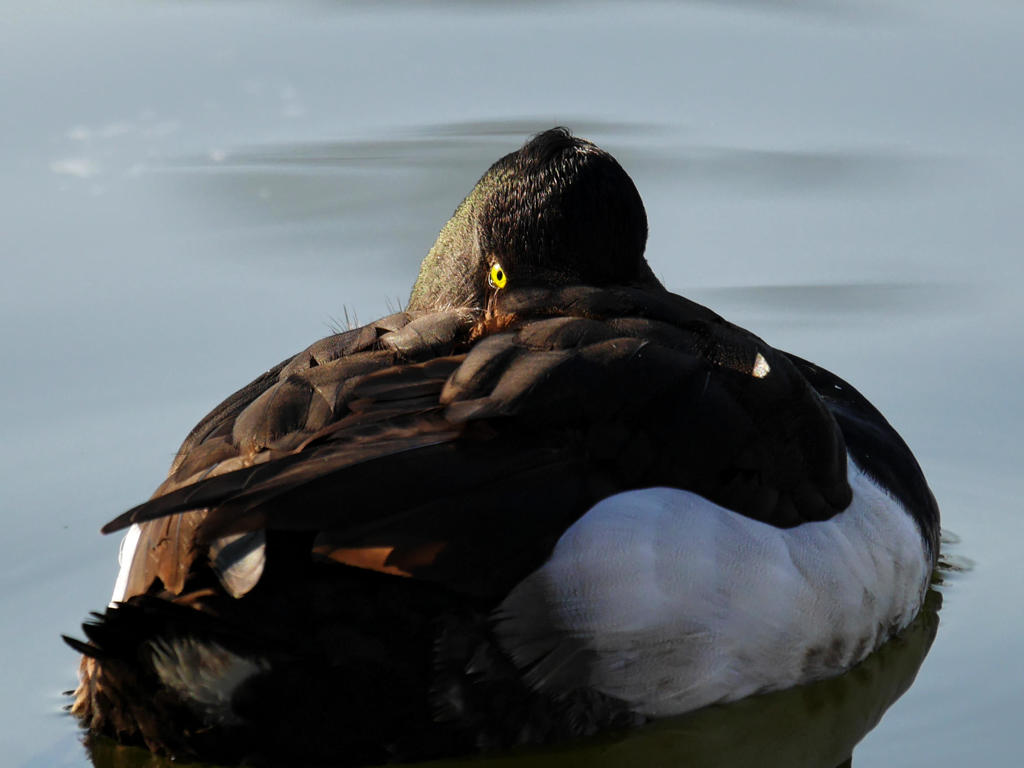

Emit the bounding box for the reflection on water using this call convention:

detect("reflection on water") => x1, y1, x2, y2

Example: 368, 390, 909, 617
177, 119, 659, 167
627, 146, 943, 194
694, 282, 974, 315
78, 586, 943, 768
935, 530, 975, 581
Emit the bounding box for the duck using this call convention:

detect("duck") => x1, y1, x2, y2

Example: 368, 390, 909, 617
66, 127, 940, 767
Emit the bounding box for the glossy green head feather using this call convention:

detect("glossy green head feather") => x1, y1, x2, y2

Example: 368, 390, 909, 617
408, 128, 657, 313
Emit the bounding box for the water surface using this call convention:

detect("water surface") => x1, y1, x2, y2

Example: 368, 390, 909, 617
3, 1, 1021, 766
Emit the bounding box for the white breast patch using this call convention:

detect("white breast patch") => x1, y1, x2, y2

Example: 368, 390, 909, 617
494, 457, 930, 717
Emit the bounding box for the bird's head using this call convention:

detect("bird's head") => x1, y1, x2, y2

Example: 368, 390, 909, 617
408, 127, 658, 314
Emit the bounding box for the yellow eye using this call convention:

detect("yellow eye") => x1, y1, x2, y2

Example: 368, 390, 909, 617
488, 262, 507, 290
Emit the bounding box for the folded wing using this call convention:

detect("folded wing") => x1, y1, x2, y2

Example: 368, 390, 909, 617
107, 287, 852, 604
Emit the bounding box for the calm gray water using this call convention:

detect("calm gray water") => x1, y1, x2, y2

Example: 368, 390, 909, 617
3, 1, 1021, 765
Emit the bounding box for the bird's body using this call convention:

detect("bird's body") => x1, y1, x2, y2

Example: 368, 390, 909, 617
67, 129, 939, 766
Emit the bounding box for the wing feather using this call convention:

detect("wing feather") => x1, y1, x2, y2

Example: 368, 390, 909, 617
106, 288, 852, 601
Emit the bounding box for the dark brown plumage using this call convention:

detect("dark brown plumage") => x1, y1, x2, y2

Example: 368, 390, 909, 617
67, 128, 938, 766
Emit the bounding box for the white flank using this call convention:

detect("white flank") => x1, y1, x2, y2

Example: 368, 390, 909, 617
495, 457, 929, 717
109, 523, 142, 606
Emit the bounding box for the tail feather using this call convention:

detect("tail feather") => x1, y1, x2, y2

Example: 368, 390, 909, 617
66, 598, 250, 760
66, 567, 642, 765
62, 634, 102, 659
